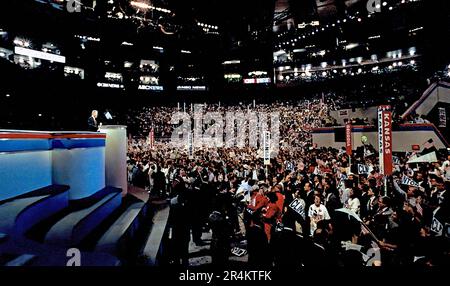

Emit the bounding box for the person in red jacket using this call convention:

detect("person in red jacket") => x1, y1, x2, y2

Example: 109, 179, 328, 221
262, 192, 281, 242
272, 184, 285, 223
246, 186, 269, 227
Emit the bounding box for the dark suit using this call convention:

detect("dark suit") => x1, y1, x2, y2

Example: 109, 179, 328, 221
88, 116, 98, 132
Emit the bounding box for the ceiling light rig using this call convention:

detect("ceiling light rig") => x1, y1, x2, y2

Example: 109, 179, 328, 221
274, 0, 416, 49
105, 1, 176, 35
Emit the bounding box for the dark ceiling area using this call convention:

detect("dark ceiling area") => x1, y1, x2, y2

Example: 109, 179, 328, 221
0, 0, 449, 130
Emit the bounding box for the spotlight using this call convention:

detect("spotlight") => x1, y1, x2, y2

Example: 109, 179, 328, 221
6, 94, 10, 97
410, 60, 415, 65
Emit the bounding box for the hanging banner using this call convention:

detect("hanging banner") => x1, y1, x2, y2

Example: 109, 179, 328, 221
346, 123, 352, 156
263, 131, 271, 165
378, 105, 393, 176
439, 107, 446, 128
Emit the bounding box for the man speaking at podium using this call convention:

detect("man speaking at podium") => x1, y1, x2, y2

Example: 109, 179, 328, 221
88, 110, 102, 132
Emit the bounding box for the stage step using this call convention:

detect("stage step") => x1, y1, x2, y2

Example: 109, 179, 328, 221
0, 233, 7, 243
141, 205, 170, 266
95, 201, 146, 256
4, 254, 37, 266
45, 188, 122, 246
0, 185, 69, 237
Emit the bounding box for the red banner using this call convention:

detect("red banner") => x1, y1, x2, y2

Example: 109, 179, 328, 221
378, 106, 393, 175
345, 123, 352, 156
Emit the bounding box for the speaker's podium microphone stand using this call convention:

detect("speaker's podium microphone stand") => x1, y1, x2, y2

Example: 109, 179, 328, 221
98, 125, 128, 196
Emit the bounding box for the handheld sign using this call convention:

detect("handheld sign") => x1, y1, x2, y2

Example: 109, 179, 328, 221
361, 135, 368, 144
378, 105, 393, 176
346, 123, 352, 156
188, 132, 194, 159
358, 164, 370, 175
263, 131, 271, 165
289, 198, 306, 219
401, 176, 420, 188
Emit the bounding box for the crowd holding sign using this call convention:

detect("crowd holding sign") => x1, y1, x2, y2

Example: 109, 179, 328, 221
401, 175, 420, 188
264, 131, 271, 165
188, 132, 194, 159
148, 128, 155, 149
346, 123, 352, 156
125, 99, 450, 267
378, 106, 393, 176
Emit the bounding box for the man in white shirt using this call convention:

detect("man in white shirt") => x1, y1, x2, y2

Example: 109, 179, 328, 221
441, 155, 450, 181
308, 195, 331, 236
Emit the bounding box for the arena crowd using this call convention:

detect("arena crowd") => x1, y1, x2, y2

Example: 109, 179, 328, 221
125, 94, 450, 267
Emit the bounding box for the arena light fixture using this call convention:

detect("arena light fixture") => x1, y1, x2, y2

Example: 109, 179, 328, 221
222, 60, 240, 65
14, 47, 66, 63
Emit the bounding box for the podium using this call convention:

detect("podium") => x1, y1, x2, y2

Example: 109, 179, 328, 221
98, 125, 128, 196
